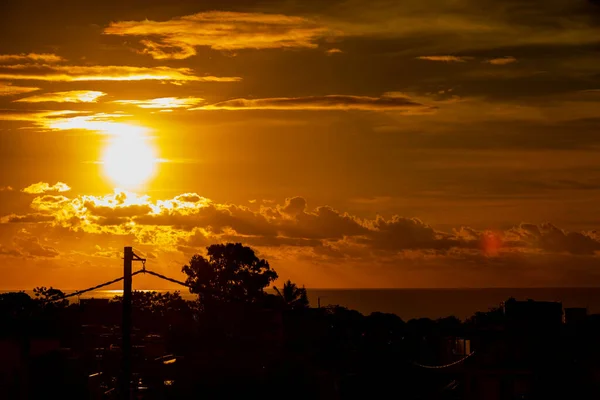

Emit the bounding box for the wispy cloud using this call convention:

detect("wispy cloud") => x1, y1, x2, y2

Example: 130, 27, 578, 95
330, 0, 600, 55
0, 110, 82, 123
416, 55, 472, 62
13, 235, 59, 258
22, 182, 71, 194
104, 11, 336, 59
0, 186, 14, 191
192, 94, 434, 112
484, 56, 517, 65
326, 48, 343, 55
15, 90, 106, 103
113, 97, 204, 109
0, 64, 241, 82
45, 114, 150, 135
0, 110, 150, 136
0, 53, 65, 64
0, 83, 39, 96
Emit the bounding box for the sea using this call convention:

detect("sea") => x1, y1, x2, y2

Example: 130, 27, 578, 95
4, 288, 600, 321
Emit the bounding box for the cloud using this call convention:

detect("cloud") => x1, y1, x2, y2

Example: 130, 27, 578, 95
104, 11, 337, 59
329, 0, 600, 55
0, 83, 39, 96
509, 223, 600, 255
112, 97, 204, 109
0, 110, 81, 123
326, 48, 343, 55
0, 53, 65, 63
0, 110, 153, 135
0, 245, 23, 257
0, 186, 14, 191
416, 55, 471, 62
192, 94, 435, 112
484, 56, 517, 65
22, 182, 71, 194
14, 90, 106, 103
0, 64, 240, 82
13, 235, 59, 258
3, 189, 600, 286
6, 188, 599, 263
1, 214, 55, 223
357, 216, 459, 251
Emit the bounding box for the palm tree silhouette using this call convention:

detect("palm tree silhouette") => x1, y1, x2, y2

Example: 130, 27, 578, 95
273, 280, 309, 309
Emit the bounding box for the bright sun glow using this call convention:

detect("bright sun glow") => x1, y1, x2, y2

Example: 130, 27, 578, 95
47, 115, 159, 188
102, 127, 158, 189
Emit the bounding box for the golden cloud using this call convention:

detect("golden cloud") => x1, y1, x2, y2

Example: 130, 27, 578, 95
326, 48, 343, 55
0, 53, 65, 64
15, 90, 106, 103
0, 110, 149, 136
113, 97, 204, 109
104, 11, 336, 59
22, 182, 71, 194
484, 56, 517, 65
0, 64, 241, 82
192, 94, 435, 112
3, 188, 600, 265
416, 55, 472, 62
0, 83, 39, 96
0, 110, 84, 126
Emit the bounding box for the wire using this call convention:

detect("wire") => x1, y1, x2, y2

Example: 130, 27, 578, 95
411, 351, 475, 369
141, 269, 250, 303
43, 270, 143, 303
142, 269, 191, 289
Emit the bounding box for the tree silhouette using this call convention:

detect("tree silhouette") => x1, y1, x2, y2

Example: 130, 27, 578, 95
435, 315, 463, 336
112, 290, 191, 315
33, 286, 68, 309
0, 291, 34, 318
273, 279, 309, 309
182, 243, 278, 304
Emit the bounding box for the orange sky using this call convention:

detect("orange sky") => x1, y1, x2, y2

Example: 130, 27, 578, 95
1, 0, 600, 289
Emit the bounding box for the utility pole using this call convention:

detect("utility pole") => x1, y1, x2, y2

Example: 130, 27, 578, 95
318, 296, 327, 309
120, 247, 145, 399
121, 246, 133, 400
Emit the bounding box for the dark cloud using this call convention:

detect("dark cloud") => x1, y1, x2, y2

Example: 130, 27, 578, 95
84, 202, 153, 218
219, 234, 322, 248
357, 216, 458, 251
0, 245, 23, 257
193, 94, 434, 112
174, 193, 204, 203
511, 223, 600, 255
13, 235, 59, 258
280, 196, 307, 216
2, 214, 55, 223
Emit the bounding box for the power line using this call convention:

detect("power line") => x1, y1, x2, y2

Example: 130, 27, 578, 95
142, 269, 190, 289
411, 351, 475, 369
43, 270, 144, 303
141, 269, 251, 303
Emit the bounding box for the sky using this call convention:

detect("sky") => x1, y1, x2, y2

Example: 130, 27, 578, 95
1, 0, 600, 290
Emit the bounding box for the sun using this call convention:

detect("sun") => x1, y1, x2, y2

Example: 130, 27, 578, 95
101, 125, 158, 189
